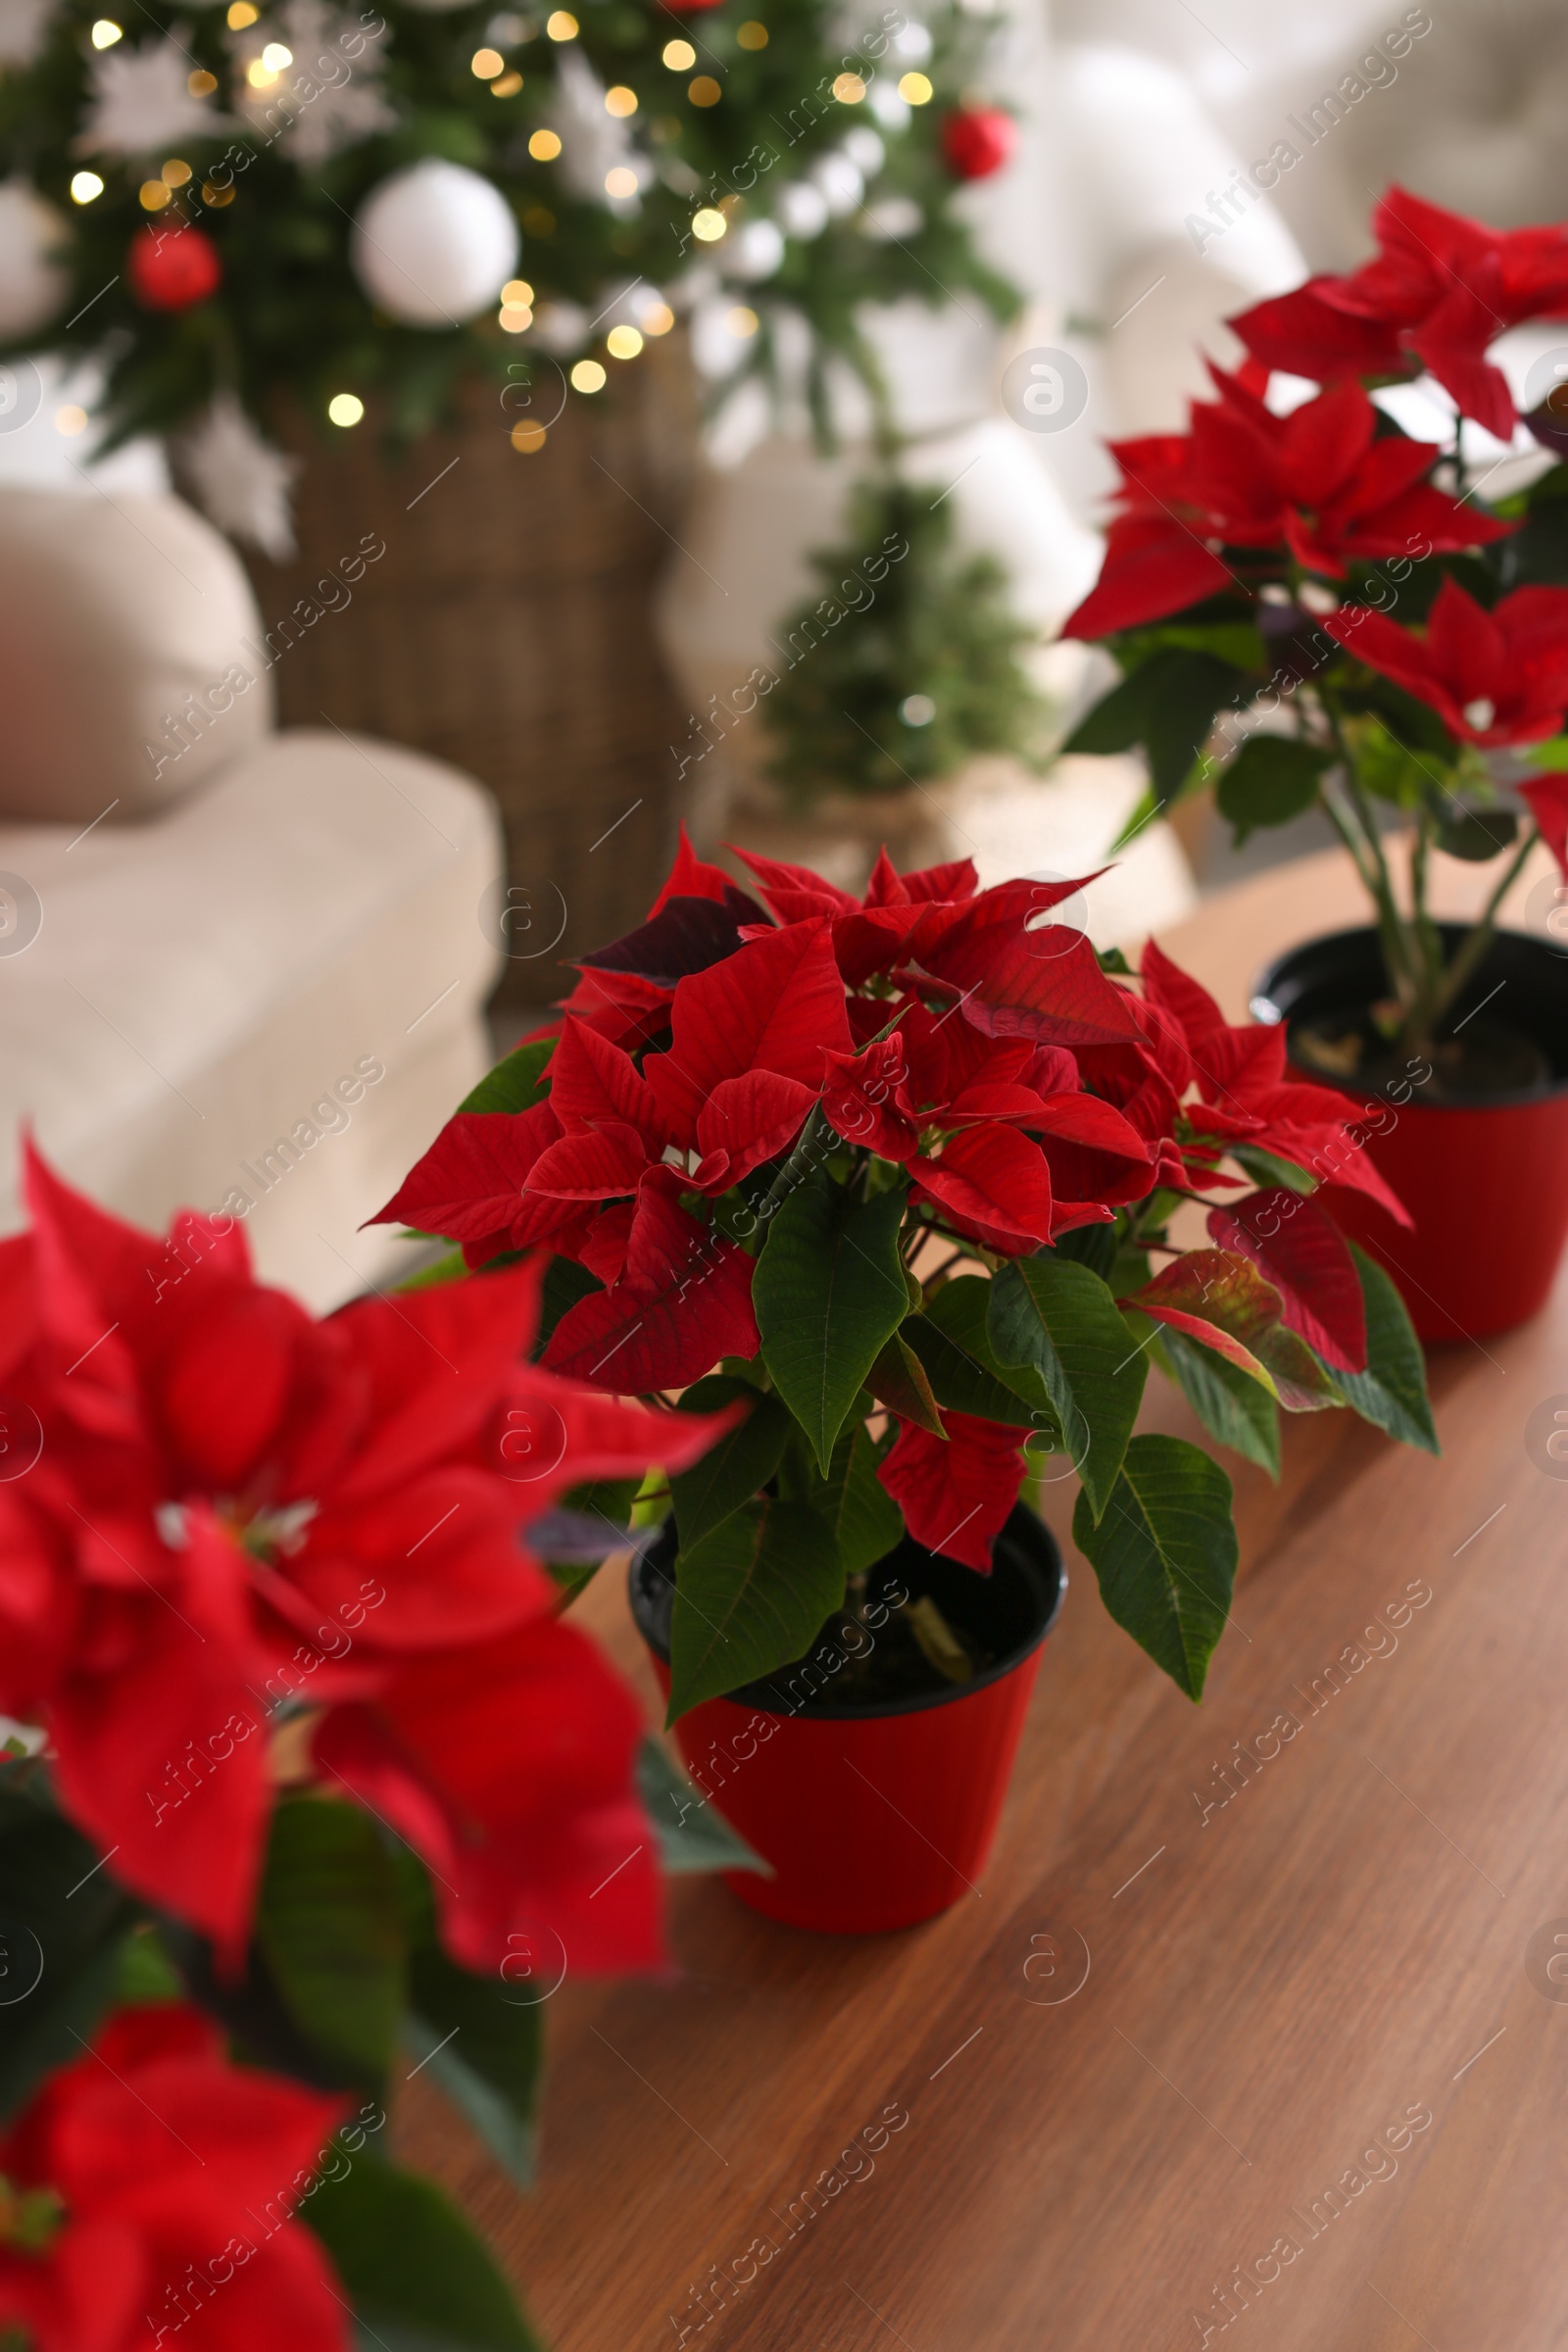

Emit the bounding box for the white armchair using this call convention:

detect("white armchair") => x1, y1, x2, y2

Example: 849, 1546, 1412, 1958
0, 484, 504, 1309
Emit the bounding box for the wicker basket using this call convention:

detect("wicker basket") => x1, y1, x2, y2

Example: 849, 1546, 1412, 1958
225, 337, 700, 1004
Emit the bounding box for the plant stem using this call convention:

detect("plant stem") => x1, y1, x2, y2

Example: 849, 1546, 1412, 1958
1320, 775, 1416, 1003
1423, 825, 1539, 1033
919, 1246, 966, 1293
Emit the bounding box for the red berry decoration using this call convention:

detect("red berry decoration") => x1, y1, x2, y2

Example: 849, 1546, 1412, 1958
941, 106, 1016, 180
126, 220, 221, 312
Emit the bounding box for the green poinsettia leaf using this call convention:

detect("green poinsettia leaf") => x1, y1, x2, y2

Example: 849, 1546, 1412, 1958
1215, 734, 1332, 843
866, 1331, 946, 1434
1435, 806, 1519, 862
667, 1498, 844, 1722
1071, 1433, 1237, 1699
256, 1796, 407, 2093
1156, 1327, 1282, 1479
391, 1859, 543, 2191
402, 2012, 537, 2192
1255, 1322, 1346, 1411
636, 1738, 770, 1876
754, 1169, 910, 1471
1230, 1144, 1319, 1196
0, 1768, 140, 2123
458, 1037, 555, 1117
532, 1254, 601, 1360
924, 1276, 1061, 1426
304, 2150, 540, 2351
670, 1380, 793, 1548
795, 1417, 904, 1581
1064, 648, 1247, 802
988, 1256, 1147, 1518
1334, 1244, 1440, 1454
902, 1287, 1043, 1430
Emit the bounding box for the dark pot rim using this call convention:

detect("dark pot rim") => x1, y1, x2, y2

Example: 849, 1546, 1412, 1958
628, 1503, 1065, 1723
1250, 922, 1568, 1110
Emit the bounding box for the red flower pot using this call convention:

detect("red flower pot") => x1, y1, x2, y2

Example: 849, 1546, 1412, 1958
629, 1506, 1063, 1935
1253, 925, 1568, 1344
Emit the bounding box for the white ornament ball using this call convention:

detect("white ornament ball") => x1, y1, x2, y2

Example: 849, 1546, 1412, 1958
842, 126, 885, 176
0, 183, 69, 341
351, 161, 519, 328
730, 220, 786, 281
810, 153, 864, 218
775, 181, 829, 240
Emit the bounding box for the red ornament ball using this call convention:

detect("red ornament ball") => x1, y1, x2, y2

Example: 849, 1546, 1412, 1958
941, 107, 1016, 180
127, 221, 222, 312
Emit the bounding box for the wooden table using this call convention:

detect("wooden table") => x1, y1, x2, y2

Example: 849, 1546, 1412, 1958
406, 844, 1568, 2352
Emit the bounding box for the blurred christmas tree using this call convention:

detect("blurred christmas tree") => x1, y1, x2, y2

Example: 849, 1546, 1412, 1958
760, 474, 1047, 801
0, 0, 1018, 549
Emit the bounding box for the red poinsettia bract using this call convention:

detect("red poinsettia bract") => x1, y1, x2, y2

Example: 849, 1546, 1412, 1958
1520, 773, 1568, 879
0, 2003, 348, 2352
0, 1148, 729, 1971
1230, 185, 1568, 442
1324, 576, 1568, 747
373, 836, 1404, 1580
1061, 371, 1504, 639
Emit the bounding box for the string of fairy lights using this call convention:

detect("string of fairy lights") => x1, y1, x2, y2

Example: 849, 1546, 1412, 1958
0, 0, 1016, 537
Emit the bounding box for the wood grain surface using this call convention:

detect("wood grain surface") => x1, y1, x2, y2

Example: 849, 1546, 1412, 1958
402, 844, 1568, 2351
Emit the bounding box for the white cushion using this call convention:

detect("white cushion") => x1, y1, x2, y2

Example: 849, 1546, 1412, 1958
0, 728, 504, 1310
0, 486, 272, 824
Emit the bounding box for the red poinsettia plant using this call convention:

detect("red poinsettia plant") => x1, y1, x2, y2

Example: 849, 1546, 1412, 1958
1061, 184, 1568, 1066
375, 830, 1438, 1721
0, 1147, 737, 2351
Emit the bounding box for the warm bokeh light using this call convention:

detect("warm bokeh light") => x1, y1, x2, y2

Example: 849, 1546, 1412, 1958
642, 302, 674, 335
737, 21, 767, 47
833, 71, 865, 101
54, 406, 87, 436
662, 38, 695, 69
726, 305, 759, 336
570, 359, 606, 392
187, 68, 217, 94
605, 166, 639, 199
138, 180, 171, 210
605, 83, 637, 116
499, 303, 533, 331
899, 71, 932, 103
511, 419, 547, 453
162, 159, 191, 186
607, 323, 643, 359
490, 71, 521, 95
471, 46, 504, 75
89, 19, 122, 46
327, 392, 365, 426
226, 1, 257, 24
69, 172, 104, 204
546, 11, 577, 36
688, 74, 720, 105
528, 127, 562, 160
691, 208, 726, 241
502, 278, 534, 306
